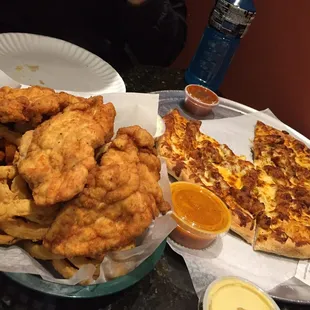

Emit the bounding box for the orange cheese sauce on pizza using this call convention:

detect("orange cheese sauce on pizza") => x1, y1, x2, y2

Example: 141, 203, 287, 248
171, 182, 231, 233
215, 166, 242, 189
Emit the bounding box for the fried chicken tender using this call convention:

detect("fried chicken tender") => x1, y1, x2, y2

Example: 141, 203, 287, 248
0, 86, 87, 125
44, 126, 170, 259
17, 97, 116, 206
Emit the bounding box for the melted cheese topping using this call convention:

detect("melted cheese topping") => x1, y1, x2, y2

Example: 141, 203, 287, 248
256, 172, 277, 214
216, 166, 242, 189
201, 178, 213, 187
197, 132, 218, 145
296, 156, 310, 169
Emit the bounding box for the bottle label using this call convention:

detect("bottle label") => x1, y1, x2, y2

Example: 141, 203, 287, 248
210, 0, 256, 38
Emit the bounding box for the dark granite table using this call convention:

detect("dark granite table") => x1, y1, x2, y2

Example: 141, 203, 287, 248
0, 66, 307, 310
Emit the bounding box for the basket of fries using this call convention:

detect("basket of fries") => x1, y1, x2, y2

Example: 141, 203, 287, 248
0, 86, 175, 296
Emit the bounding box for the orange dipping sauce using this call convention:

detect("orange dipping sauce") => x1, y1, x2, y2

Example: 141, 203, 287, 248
170, 182, 231, 249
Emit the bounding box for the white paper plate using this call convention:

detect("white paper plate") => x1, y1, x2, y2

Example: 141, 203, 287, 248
0, 33, 126, 95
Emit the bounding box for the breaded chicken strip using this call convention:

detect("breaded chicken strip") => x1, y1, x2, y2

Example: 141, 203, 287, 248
43, 126, 170, 259
17, 97, 116, 206
0, 86, 88, 125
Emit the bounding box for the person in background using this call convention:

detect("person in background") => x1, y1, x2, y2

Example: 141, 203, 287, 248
0, 0, 187, 71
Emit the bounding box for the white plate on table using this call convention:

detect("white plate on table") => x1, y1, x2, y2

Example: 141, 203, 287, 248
0, 33, 126, 95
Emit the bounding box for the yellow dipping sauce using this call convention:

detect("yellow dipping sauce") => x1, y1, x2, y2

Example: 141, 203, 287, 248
170, 182, 231, 249
204, 278, 278, 310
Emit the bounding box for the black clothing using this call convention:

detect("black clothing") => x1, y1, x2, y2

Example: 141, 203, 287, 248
0, 0, 187, 71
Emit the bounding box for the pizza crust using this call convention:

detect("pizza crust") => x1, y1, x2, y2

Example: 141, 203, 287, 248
253, 121, 310, 259
224, 195, 255, 244
162, 157, 203, 186
230, 220, 254, 245
156, 135, 173, 158
254, 227, 310, 259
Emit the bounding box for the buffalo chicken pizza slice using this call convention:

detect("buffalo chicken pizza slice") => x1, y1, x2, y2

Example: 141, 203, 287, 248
254, 121, 310, 189
157, 109, 264, 243
253, 121, 310, 258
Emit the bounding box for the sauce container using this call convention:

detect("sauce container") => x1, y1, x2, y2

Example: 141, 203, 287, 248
154, 115, 166, 138
200, 277, 280, 310
170, 182, 231, 249
184, 84, 219, 117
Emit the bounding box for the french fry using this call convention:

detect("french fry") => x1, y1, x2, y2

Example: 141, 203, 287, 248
24, 202, 59, 226
0, 218, 48, 241
23, 241, 64, 260
11, 175, 31, 199
119, 242, 136, 251
0, 199, 58, 221
103, 242, 137, 280
52, 259, 94, 285
24, 211, 58, 226
0, 124, 21, 146
0, 231, 20, 245
52, 259, 78, 279
0, 181, 15, 202
0, 166, 17, 179
68, 257, 101, 268
94, 242, 136, 262
68, 257, 100, 276
104, 261, 132, 280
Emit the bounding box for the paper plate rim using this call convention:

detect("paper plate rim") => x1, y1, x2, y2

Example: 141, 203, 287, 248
0, 32, 126, 94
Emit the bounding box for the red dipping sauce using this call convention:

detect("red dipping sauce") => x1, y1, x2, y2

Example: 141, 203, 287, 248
184, 84, 219, 117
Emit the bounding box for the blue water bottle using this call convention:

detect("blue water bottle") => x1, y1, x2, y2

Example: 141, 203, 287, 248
185, 0, 256, 92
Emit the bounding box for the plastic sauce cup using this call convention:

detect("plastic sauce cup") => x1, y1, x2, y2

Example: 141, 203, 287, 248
200, 276, 280, 310
170, 182, 231, 250
184, 84, 219, 117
